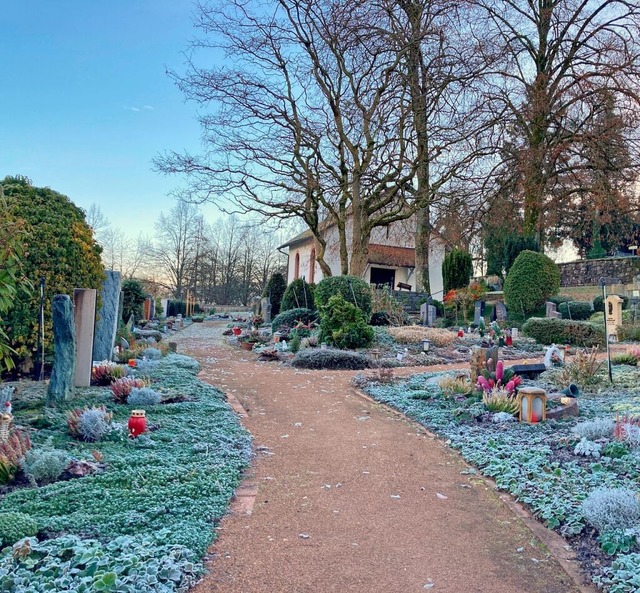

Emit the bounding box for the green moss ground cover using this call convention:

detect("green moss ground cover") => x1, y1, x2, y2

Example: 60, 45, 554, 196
0, 354, 251, 592
363, 367, 640, 592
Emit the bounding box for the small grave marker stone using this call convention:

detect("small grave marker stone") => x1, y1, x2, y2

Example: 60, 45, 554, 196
496, 301, 507, 321
427, 305, 437, 327
545, 302, 557, 318
420, 302, 428, 326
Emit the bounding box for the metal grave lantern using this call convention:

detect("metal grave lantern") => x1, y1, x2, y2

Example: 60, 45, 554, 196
518, 387, 547, 424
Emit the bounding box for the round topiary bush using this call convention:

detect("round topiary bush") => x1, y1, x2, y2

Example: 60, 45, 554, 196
503, 250, 560, 314
558, 301, 593, 321
314, 275, 372, 319
281, 278, 315, 312
0, 511, 38, 546
1, 176, 105, 367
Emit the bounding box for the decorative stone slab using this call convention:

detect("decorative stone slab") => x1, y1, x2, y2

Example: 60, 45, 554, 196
92, 271, 121, 362
546, 394, 579, 419
509, 363, 547, 380
73, 288, 97, 387
47, 295, 76, 405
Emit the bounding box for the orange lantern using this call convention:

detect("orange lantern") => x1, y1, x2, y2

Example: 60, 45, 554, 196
518, 387, 547, 424
128, 410, 147, 437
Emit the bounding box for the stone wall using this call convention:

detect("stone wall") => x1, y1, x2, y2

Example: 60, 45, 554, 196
558, 257, 640, 287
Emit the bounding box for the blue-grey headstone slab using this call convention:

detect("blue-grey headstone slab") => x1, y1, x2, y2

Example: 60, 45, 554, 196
92, 271, 121, 362
47, 294, 76, 405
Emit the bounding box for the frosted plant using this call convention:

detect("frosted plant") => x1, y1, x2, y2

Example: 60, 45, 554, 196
572, 418, 614, 441
574, 437, 602, 458
581, 487, 640, 533
492, 412, 516, 424
127, 387, 162, 406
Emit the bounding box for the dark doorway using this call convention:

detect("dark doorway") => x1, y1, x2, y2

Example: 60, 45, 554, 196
370, 267, 396, 288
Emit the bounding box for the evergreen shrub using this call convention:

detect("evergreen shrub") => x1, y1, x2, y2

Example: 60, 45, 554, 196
314, 275, 372, 319
442, 249, 473, 292
318, 294, 374, 349
281, 278, 315, 311
558, 301, 593, 321
593, 294, 629, 313
263, 272, 287, 316
0, 511, 38, 546
503, 251, 560, 313
271, 308, 318, 332
522, 317, 605, 346
121, 279, 146, 323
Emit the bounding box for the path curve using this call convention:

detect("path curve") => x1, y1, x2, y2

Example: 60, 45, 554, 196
175, 322, 586, 593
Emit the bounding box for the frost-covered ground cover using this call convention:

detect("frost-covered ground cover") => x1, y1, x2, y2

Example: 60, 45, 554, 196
363, 366, 640, 592
0, 354, 251, 592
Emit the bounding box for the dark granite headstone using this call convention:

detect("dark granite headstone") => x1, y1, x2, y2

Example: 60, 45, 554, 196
474, 301, 486, 326
509, 363, 547, 380
496, 302, 508, 321
47, 295, 76, 406
545, 302, 557, 318
92, 271, 121, 362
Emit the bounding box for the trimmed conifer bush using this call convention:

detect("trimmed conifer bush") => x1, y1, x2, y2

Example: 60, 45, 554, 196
442, 249, 473, 292
263, 272, 287, 316
503, 250, 560, 314
558, 301, 593, 321
318, 294, 374, 349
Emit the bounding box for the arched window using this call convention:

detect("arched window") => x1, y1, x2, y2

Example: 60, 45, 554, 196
309, 248, 316, 283
294, 252, 300, 280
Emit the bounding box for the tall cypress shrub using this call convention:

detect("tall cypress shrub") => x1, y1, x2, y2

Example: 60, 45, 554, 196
442, 249, 473, 292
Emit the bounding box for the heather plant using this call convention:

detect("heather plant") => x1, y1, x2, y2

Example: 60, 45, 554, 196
127, 387, 162, 406
0, 430, 31, 484
574, 438, 602, 459
572, 418, 615, 441
21, 448, 70, 485
581, 487, 640, 534
0, 511, 38, 547
91, 361, 128, 385
111, 376, 149, 404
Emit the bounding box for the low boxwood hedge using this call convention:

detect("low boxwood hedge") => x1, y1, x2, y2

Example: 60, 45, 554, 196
291, 348, 371, 370
522, 317, 605, 346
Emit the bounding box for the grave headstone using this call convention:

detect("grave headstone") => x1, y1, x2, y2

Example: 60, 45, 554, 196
161, 298, 169, 317
420, 302, 428, 326
92, 271, 121, 362
74, 289, 97, 387
496, 301, 508, 321
261, 297, 272, 324
473, 301, 485, 326
545, 302, 557, 318
427, 305, 437, 327
47, 295, 76, 405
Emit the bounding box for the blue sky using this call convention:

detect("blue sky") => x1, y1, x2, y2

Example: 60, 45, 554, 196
0, 0, 211, 236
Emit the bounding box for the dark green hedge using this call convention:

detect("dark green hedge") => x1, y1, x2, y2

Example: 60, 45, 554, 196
281, 278, 315, 312
558, 301, 593, 321
522, 317, 605, 346
314, 275, 372, 319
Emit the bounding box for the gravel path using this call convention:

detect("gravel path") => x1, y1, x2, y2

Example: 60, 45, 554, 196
174, 321, 586, 593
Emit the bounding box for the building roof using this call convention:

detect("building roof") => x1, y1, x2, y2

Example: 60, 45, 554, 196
368, 244, 415, 268
278, 229, 314, 249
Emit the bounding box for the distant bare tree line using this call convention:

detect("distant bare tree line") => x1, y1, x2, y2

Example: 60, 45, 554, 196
88, 202, 287, 305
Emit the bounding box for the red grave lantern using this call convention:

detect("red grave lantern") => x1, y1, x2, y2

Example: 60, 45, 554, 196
128, 410, 147, 437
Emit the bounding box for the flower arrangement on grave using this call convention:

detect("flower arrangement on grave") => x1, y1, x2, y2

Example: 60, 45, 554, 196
476, 360, 522, 397
444, 287, 480, 324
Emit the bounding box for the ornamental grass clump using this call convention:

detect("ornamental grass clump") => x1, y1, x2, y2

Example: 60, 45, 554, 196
559, 346, 603, 388
482, 387, 519, 415
387, 326, 456, 347
581, 487, 640, 534
111, 377, 149, 404
438, 376, 473, 398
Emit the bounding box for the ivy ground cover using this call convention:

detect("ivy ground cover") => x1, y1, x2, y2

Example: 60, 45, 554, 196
363, 368, 640, 592
0, 354, 251, 592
